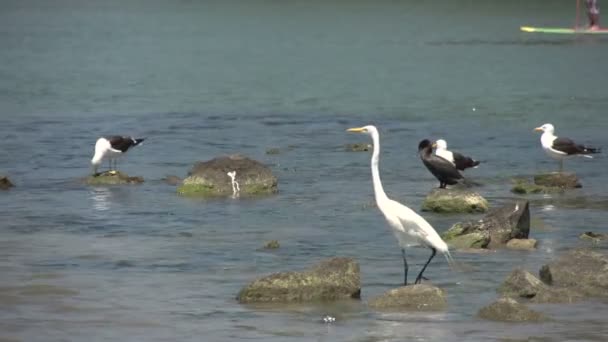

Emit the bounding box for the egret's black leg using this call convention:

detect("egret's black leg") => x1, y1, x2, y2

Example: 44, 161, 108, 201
415, 248, 437, 284
401, 248, 409, 286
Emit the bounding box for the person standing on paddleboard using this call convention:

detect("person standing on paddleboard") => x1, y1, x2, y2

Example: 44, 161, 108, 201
586, 0, 600, 30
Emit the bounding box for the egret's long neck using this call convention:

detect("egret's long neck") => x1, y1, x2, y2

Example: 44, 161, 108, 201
370, 132, 388, 203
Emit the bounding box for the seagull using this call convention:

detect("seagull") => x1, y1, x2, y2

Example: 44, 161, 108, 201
418, 139, 463, 189
434, 139, 480, 171
348, 126, 454, 285
534, 123, 600, 172
91, 136, 145, 175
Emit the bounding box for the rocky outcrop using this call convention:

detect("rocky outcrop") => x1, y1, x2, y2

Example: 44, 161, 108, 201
498, 268, 583, 304
441, 201, 530, 249
237, 257, 360, 303
0, 175, 14, 189
579, 231, 608, 243
505, 238, 537, 250
539, 249, 608, 298
84, 171, 144, 185
534, 172, 581, 188
421, 188, 489, 213
477, 297, 546, 322
368, 284, 447, 311
511, 178, 564, 194
177, 155, 277, 197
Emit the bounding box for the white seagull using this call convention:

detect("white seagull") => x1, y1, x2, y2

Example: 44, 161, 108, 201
91, 136, 145, 175
434, 139, 480, 171
347, 125, 454, 285
534, 123, 600, 172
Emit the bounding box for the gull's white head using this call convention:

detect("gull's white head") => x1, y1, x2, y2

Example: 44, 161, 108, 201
534, 123, 555, 134
435, 139, 448, 150
346, 125, 378, 136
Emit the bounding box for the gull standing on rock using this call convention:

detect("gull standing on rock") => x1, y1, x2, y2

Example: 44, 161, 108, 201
534, 123, 600, 172
91, 136, 145, 175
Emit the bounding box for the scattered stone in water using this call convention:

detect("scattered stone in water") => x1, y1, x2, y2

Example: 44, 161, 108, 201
265, 148, 281, 155
178, 232, 194, 238
322, 315, 336, 323
263, 240, 280, 249
579, 231, 608, 243
498, 268, 548, 299
421, 188, 489, 213
0, 175, 14, 189
534, 172, 581, 188
237, 257, 360, 303
84, 171, 144, 185
115, 260, 135, 268
368, 284, 447, 311
477, 297, 546, 322
177, 155, 277, 197
505, 238, 538, 250
442, 200, 530, 249
345, 143, 372, 152
511, 178, 564, 195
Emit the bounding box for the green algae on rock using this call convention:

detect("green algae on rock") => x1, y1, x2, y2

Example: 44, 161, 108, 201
421, 188, 489, 213
84, 171, 144, 185
368, 284, 447, 311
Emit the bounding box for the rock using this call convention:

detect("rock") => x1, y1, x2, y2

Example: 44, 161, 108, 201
345, 143, 372, 152
534, 172, 581, 188
498, 269, 548, 299
84, 171, 144, 185
263, 240, 280, 249
579, 231, 608, 243
421, 188, 489, 213
511, 178, 564, 195
506, 238, 537, 250
368, 284, 447, 311
442, 201, 530, 249
0, 175, 14, 190
237, 257, 360, 303
265, 148, 281, 155
539, 249, 608, 298
162, 175, 182, 186
477, 297, 546, 322
530, 287, 583, 304
177, 155, 277, 197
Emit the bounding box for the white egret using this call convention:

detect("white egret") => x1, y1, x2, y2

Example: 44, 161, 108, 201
534, 123, 600, 172
347, 125, 454, 285
91, 136, 145, 175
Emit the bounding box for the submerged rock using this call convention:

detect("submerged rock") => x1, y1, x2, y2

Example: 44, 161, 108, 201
506, 238, 538, 250
84, 171, 144, 185
498, 268, 548, 299
579, 231, 608, 243
0, 175, 14, 190
511, 178, 564, 195
263, 240, 280, 249
177, 155, 277, 197
368, 284, 447, 311
237, 257, 360, 303
344, 143, 372, 152
421, 188, 489, 213
477, 297, 546, 322
534, 172, 581, 189
162, 175, 183, 186
265, 148, 281, 155
539, 249, 608, 298
442, 201, 530, 249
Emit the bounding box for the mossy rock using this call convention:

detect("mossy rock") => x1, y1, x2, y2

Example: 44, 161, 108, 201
441, 224, 490, 249
0, 175, 14, 190
263, 240, 280, 249
511, 178, 564, 194
505, 238, 538, 250
368, 284, 447, 311
237, 257, 360, 303
178, 155, 278, 197
579, 231, 608, 244
85, 171, 144, 185
477, 297, 546, 322
265, 148, 281, 155
421, 188, 489, 213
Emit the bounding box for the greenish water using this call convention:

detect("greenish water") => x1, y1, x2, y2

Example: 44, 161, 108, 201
1, 1, 608, 341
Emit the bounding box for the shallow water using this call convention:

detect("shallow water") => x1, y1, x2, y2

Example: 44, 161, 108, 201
1, 0, 608, 341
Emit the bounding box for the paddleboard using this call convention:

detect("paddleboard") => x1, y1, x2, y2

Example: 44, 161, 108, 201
521, 26, 608, 34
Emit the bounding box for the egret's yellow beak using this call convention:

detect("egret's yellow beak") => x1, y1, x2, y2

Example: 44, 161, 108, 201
534, 127, 543, 132
347, 127, 366, 133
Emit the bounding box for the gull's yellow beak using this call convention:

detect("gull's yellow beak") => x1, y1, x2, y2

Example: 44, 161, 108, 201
534, 127, 543, 132
347, 127, 366, 133
432, 142, 437, 148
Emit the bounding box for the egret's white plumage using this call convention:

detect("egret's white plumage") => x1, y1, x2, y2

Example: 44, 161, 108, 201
347, 125, 453, 285
534, 123, 600, 172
